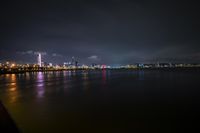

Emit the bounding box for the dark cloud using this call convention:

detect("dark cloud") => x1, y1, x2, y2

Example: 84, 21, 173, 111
88, 55, 101, 61
17, 51, 47, 56
52, 53, 63, 57
17, 50, 34, 55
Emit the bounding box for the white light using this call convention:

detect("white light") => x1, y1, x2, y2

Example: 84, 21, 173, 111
38, 53, 42, 67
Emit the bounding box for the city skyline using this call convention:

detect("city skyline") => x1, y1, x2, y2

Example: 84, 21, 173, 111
1, 1, 200, 132
1, 51, 200, 66
1, 0, 200, 64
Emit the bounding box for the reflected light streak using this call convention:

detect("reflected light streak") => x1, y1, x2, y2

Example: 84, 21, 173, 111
10, 87, 16, 92
36, 72, 45, 98
82, 71, 90, 90
9, 74, 17, 92
8, 74, 18, 103
102, 70, 107, 86
62, 71, 69, 90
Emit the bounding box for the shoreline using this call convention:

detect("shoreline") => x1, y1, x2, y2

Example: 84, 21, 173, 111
1, 67, 200, 74
0, 101, 20, 133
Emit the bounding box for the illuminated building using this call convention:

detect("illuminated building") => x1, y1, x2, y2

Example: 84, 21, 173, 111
37, 53, 42, 67
11, 64, 16, 67
101, 64, 106, 69
49, 63, 53, 67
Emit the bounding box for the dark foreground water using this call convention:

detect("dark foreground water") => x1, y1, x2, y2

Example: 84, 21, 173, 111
0, 69, 200, 133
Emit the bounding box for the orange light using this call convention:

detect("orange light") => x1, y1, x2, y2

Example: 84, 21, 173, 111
11, 64, 16, 67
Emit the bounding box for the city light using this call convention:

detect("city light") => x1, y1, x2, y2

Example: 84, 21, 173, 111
38, 53, 42, 67
11, 64, 15, 67
0, 53, 200, 74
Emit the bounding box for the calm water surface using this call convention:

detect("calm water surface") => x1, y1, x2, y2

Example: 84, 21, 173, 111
0, 70, 200, 133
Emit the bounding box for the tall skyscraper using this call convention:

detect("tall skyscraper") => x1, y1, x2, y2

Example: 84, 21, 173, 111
38, 53, 42, 67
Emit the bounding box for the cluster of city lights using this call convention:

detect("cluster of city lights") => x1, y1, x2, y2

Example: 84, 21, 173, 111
1, 53, 200, 74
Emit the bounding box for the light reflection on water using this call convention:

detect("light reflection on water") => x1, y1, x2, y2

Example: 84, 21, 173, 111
36, 72, 45, 98
0, 70, 200, 133
8, 74, 18, 103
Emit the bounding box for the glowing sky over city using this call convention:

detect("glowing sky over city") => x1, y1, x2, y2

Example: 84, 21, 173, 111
1, 0, 200, 65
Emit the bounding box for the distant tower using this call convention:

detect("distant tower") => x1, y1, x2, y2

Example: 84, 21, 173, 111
38, 53, 42, 67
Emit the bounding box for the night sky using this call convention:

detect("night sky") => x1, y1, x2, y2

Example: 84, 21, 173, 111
1, 0, 200, 65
